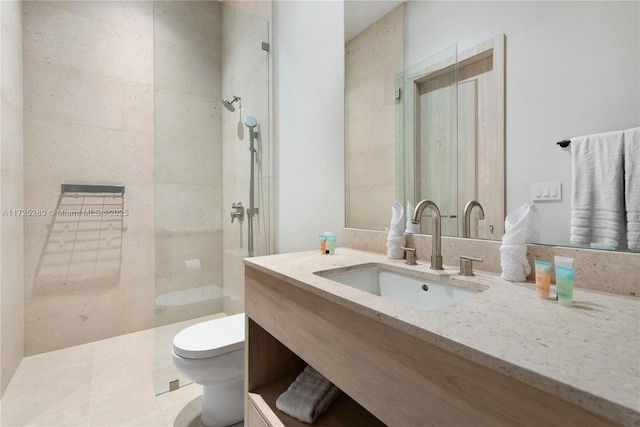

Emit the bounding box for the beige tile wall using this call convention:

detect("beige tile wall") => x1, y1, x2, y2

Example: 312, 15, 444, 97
345, 5, 403, 230
22, 1, 155, 356
0, 0, 24, 394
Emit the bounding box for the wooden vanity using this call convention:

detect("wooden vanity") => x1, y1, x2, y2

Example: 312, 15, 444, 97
243, 249, 639, 426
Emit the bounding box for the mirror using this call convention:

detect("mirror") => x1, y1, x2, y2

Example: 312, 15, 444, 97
344, 1, 639, 251
398, 36, 505, 240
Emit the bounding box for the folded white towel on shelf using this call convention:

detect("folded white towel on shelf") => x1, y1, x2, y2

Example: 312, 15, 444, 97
624, 127, 640, 250
275, 366, 341, 424
570, 130, 625, 250
387, 201, 405, 259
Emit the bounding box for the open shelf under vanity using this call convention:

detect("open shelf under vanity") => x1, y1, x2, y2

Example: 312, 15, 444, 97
246, 318, 386, 427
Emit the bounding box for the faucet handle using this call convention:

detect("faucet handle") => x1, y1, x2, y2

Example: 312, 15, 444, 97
459, 255, 483, 276
401, 247, 417, 265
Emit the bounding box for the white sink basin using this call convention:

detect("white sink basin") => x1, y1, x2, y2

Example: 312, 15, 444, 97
316, 264, 481, 311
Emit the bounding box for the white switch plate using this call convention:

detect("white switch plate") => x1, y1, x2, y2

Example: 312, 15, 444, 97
531, 182, 562, 201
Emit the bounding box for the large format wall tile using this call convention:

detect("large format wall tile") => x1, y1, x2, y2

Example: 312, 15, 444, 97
155, 229, 223, 281
0, 97, 23, 176
23, 1, 155, 355
48, 1, 153, 35
24, 2, 153, 85
154, 1, 221, 57
1, 22, 23, 111
155, 135, 220, 186
1, 237, 25, 395
155, 38, 221, 98
25, 287, 126, 355
154, 88, 219, 141
0, 170, 23, 245
25, 119, 154, 183
25, 59, 153, 133
0, 0, 24, 394
155, 183, 222, 232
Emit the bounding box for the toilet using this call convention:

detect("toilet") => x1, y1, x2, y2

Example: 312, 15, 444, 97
172, 313, 245, 427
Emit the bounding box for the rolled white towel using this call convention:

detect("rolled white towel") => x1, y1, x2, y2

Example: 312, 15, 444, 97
387, 201, 405, 259
276, 366, 341, 424
500, 243, 530, 282
503, 203, 540, 244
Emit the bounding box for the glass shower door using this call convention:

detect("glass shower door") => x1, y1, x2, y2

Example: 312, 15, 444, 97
153, 1, 270, 395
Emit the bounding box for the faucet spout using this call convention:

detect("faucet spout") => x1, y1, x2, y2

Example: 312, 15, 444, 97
411, 199, 443, 270
463, 200, 485, 238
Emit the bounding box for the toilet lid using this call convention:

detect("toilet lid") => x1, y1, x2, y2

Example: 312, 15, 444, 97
173, 313, 245, 359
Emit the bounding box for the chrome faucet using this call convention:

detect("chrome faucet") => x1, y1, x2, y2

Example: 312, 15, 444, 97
462, 200, 485, 238
411, 199, 443, 270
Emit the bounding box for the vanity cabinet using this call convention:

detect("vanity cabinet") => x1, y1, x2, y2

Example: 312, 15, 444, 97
247, 396, 276, 427
245, 305, 386, 426
244, 265, 620, 426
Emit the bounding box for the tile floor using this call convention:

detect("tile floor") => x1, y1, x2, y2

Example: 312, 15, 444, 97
0, 314, 243, 427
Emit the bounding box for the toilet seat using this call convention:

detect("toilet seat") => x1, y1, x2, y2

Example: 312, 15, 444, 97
173, 313, 245, 359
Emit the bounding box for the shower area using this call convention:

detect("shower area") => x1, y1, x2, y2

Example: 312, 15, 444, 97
17, 0, 270, 397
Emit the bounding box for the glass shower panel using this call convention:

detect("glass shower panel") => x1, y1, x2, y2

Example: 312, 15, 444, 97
153, 1, 270, 396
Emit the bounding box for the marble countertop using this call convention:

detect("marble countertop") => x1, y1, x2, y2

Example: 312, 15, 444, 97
244, 248, 640, 426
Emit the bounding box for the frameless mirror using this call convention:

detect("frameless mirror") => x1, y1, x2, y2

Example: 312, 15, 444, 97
344, 1, 639, 252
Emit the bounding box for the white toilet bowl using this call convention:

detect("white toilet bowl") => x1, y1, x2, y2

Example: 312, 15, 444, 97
172, 313, 245, 427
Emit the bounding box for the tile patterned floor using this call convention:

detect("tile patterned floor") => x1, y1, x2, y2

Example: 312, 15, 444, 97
0, 317, 243, 427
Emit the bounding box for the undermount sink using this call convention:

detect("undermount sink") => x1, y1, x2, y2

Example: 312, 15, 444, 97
316, 264, 483, 311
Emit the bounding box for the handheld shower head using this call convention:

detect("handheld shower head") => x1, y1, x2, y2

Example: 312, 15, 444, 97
222, 96, 240, 112
244, 116, 258, 153
244, 116, 258, 128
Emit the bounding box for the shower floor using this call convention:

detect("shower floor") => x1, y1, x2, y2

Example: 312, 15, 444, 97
0, 314, 243, 427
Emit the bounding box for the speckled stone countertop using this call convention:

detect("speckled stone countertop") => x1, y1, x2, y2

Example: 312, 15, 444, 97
244, 248, 640, 426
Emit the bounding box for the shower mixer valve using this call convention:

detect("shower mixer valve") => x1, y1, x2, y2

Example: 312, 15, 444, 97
231, 202, 245, 223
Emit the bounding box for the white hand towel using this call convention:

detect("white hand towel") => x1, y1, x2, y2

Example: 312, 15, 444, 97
624, 127, 640, 250
570, 130, 625, 250
500, 244, 530, 282
502, 203, 540, 244
387, 201, 405, 259
275, 366, 341, 424
405, 200, 420, 234
500, 203, 538, 281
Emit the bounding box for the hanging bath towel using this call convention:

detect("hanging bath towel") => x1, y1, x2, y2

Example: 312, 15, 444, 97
624, 127, 640, 250
570, 130, 625, 250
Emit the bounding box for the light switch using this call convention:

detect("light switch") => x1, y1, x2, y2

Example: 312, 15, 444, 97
532, 182, 562, 202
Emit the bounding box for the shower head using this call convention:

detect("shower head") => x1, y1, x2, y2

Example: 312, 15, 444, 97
222, 96, 240, 112
244, 116, 258, 128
